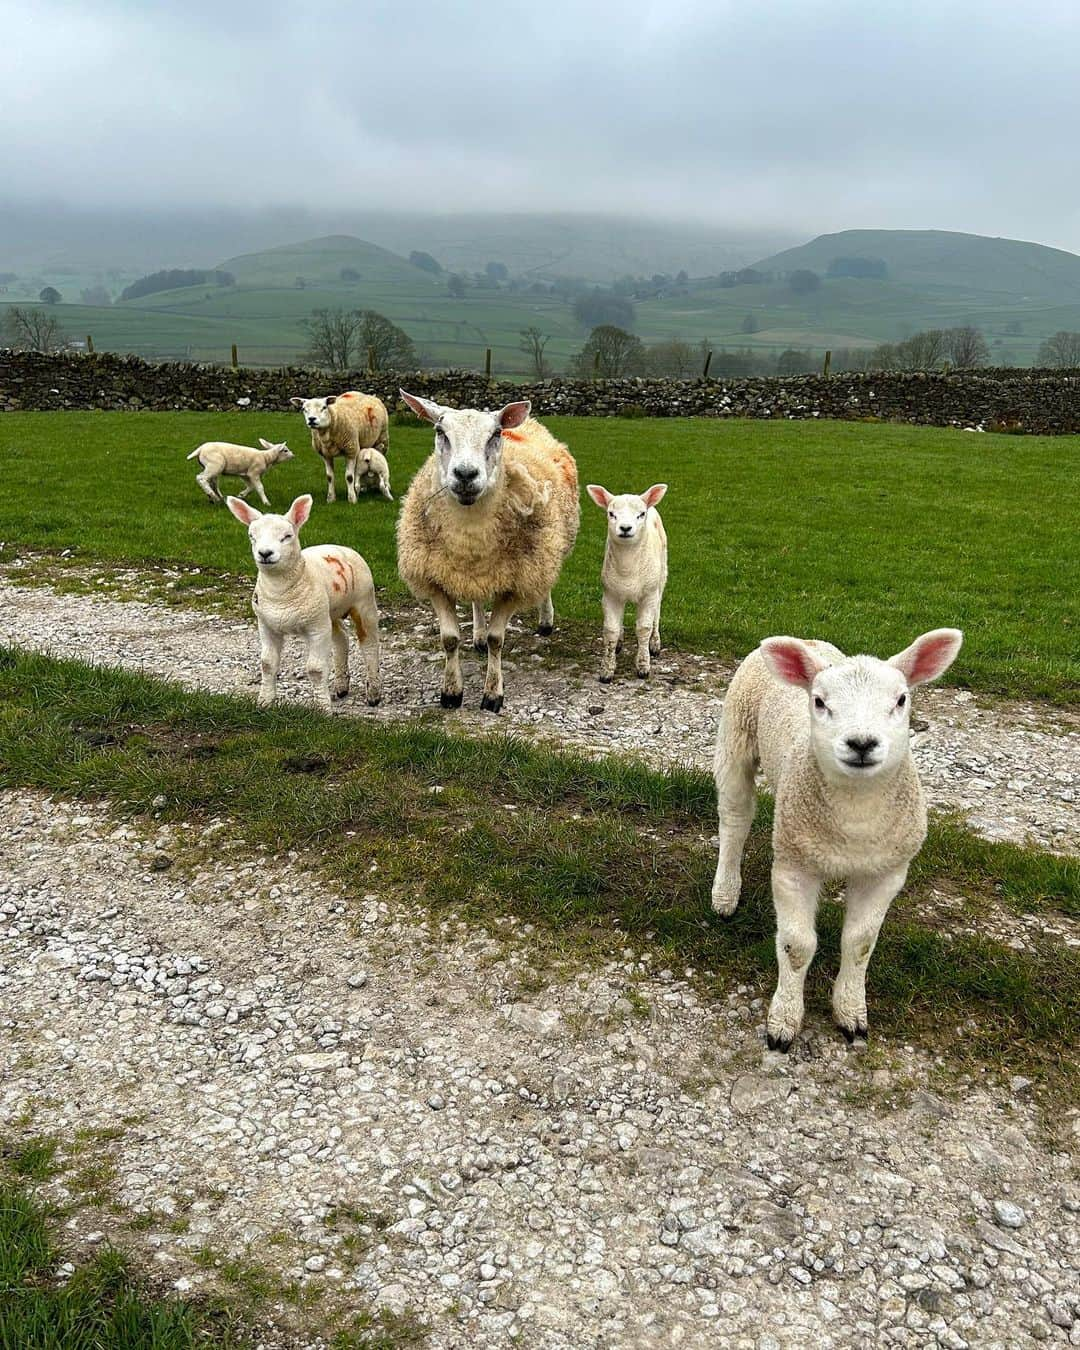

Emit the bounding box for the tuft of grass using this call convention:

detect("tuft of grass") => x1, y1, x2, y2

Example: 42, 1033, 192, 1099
2, 1136, 63, 1182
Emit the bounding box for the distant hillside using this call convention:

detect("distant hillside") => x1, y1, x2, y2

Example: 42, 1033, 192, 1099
753, 229, 1080, 304
218, 235, 436, 289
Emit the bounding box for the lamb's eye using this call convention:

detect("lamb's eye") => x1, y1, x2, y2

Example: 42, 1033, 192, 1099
896, 692, 907, 708
814, 695, 827, 712
637, 511, 645, 519
608, 511, 614, 518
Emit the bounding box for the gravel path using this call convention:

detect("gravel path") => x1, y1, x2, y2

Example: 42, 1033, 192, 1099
2, 790, 1078, 1348
1, 576, 1077, 853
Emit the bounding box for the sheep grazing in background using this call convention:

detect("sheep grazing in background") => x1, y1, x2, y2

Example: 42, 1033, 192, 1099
187, 438, 294, 505
586, 482, 668, 682
226, 493, 381, 712
396, 390, 579, 712
289, 392, 392, 503
711, 628, 963, 1051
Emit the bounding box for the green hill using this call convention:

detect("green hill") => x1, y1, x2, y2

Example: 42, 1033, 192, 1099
218, 235, 438, 289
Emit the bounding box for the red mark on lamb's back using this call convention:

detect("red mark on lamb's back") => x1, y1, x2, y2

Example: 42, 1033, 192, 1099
325, 554, 349, 594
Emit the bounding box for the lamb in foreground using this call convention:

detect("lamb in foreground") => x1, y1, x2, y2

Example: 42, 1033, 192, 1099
586, 482, 668, 682
290, 392, 392, 503
226, 493, 380, 712
187, 438, 294, 505
711, 628, 963, 1050
396, 390, 579, 712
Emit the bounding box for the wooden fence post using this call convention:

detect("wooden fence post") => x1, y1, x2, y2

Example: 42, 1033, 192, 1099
484, 347, 492, 378
86, 335, 94, 354
367, 345, 376, 375
822, 349, 832, 377
231, 343, 238, 369
702, 349, 713, 379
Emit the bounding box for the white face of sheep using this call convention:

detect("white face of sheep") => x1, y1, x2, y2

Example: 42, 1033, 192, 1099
587, 483, 667, 541
226, 494, 312, 569
257, 438, 295, 463
290, 396, 338, 430
759, 629, 963, 782
399, 390, 531, 507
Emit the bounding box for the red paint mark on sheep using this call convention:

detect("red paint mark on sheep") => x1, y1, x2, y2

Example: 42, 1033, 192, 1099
325, 554, 349, 595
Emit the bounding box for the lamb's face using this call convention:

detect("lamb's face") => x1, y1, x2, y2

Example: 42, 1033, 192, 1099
291, 397, 335, 431
226, 494, 312, 570
397, 391, 532, 510
605, 493, 650, 541
806, 657, 912, 782
258, 439, 294, 463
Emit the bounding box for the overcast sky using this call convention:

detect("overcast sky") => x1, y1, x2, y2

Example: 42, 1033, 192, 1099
4, 0, 1080, 250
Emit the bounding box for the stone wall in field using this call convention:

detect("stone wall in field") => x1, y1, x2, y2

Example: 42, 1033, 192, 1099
2, 349, 1079, 432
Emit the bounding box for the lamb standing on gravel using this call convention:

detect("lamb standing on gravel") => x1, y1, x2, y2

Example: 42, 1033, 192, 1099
396, 390, 579, 712
187, 439, 294, 505
586, 483, 668, 682
711, 628, 963, 1050
290, 392, 392, 503
226, 494, 381, 712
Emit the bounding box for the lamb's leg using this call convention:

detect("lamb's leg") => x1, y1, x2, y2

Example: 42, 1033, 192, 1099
471, 602, 488, 654
305, 625, 335, 713
349, 601, 381, 706
256, 620, 283, 707
599, 592, 623, 683
330, 619, 350, 700
379, 471, 394, 502
710, 730, 757, 916
323, 456, 336, 505
481, 594, 517, 713
537, 592, 554, 637
429, 589, 464, 709
635, 595, 660, 678
196, 471, 221, 503
345, 456, 358, 505
766, 862, 821, 1052
650, 596, 662, 656
832, 867, 907, 1043
251, 474, 271, 507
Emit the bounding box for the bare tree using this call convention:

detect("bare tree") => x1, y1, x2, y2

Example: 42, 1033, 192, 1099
570, 325, 645, 379
894, 329, 947, 370
646, 338, 696, 378
1036, 330, 1080, 368
357, 310, 416, 371
944, 326, 989, 369
2, 305, 67, 353
518, 326, 551, 378
867, 342, 898, 370
302, 308, 363, 373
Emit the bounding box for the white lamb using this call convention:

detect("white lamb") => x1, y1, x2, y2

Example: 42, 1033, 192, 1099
289, 392, 392, 503
585, 483, 668, 682
187, 438, 294, 505
226, 494, 381, 712
710, 628, 963, 1051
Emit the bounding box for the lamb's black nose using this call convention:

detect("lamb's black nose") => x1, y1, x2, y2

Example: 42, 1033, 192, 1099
618, 524, 632, 536
845, 736, 880, 761
258, 548, 274, 562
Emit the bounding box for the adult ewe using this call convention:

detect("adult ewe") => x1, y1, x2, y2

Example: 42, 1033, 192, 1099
290, 392, 391, 503
396, 391, 579, 712
711, 628, 962, 1051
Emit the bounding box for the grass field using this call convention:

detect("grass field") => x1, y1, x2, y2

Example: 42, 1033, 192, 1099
0, 413, 1076, 702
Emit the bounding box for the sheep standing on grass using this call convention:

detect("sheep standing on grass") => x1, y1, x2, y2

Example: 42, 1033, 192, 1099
187, 439, 294, 505
586, 483, 668, 682
711, 628, 963, 1050
226, 494, 381, 712
396, 390, 579, 712
290, 392, 392, 503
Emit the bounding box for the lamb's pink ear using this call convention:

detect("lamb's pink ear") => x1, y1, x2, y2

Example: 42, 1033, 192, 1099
226, 496, 261, 525
258, 437, 273, 450
641, 483, 667, 508
497, 400, 531, 429
586, 484, 612, 509
286, 494, 313, 528
399, 389, 444, 423
889, 628, 963, 686
289, 397, 305, 407
759, 637, 830, 690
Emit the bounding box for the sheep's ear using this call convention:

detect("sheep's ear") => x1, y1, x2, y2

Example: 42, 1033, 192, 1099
258, 437, 273, 449
759, 637, 830, 690
586, 484, 612, 509
497, 400, 531, 429
641, 483, 668, 508
399, 389, 444, 423
324, 395, 337, 407
889, 629, 963, 686
289, 397, 305, 407
286, 494, 313, 528
226, 496, 261, 525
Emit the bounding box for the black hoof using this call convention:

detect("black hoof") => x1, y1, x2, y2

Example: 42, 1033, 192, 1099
440, 690, 463, 709
473, 640, 488, 654
615, 641, 624, 654
334, 689, 350, 701
480, 693, 504, 713
766, 1033, 792, 1053
636, 669, 649, 679
599, 674, 614, 685
839, 1023, 868, 1044
366, 694, 382, 707
537, 624, 554, 637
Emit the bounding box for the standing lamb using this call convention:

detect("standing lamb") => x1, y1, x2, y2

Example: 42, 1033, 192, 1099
290, 392, 392, 503
585, 483, 668, 682
225, 493, 381, 712
396, 390, 579, 712
187, 438, 294, 505
710, 628, 963, 1050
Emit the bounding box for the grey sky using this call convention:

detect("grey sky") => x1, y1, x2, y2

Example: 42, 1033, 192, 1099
4, 0, 1080, 250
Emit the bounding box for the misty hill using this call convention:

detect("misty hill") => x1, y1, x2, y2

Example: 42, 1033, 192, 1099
753, 229, 1080, 304
218, 235, 437, 289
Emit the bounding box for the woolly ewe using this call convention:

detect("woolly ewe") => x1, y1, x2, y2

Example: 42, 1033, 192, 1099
226, 494, 381, 712
395, 390, 579, 712
586, 483, 668, 681
290, 391, 392, 503
187, 438, 294, 505
711, 628, 963, 1050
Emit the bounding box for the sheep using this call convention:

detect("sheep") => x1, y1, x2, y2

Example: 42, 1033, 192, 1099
187, 438, 294, 505
585, 483, 668, 682
225, 493, 381, 712
289, 392, 392, 503
395, 390, 579, 713
710, 628, 963, 1051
